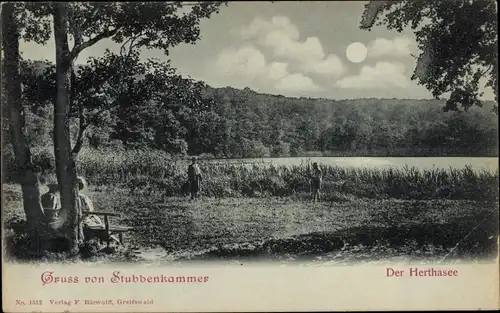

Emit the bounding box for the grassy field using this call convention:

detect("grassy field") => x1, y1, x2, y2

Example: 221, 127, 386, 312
3, 148, 498, 264
4, 147, 499, 203
3, 183, 498, 264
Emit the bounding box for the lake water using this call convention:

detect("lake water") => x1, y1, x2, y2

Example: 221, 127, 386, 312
208, 157, 498, 172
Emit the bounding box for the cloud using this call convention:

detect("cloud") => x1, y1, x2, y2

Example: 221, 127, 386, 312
336, 62, 411, 89
367, 36, 416, 58
267, 62, 289, 81
214, 45, 322, 93
305, 54, 344, 77
238, 16, 345, 78
240, 16, 300, 42
275, 73, 321, 92
215, 46, 267, 79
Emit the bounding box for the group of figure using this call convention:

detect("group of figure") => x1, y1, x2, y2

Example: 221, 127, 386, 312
41, 158, 322, 228
41, 176, 119, 244
41, 176, 96, 222
185, 157, 324, 203
40, 157, 204, 229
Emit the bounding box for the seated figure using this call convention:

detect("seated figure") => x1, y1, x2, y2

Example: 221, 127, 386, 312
77, 176, 120, 245
41, 183, 60, 220
77, 176, 101, 227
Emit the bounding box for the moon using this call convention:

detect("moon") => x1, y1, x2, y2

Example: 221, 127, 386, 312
346, 42, 368, 63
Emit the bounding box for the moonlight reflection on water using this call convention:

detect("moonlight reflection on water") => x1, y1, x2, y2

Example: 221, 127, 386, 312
206, 157, 498, 171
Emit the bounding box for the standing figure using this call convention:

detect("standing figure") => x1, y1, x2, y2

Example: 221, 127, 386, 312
187, 156, 203, 200
311, 162, 322, 203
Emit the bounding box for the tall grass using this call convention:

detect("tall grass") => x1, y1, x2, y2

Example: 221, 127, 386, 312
3, 146, 499, 201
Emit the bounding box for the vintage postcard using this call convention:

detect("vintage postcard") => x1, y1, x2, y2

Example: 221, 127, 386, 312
2, 1, 499, 312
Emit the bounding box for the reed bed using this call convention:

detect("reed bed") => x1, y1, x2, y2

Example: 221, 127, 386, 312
3, 147, 499, 201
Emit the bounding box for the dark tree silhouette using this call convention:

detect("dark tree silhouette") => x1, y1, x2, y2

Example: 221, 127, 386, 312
5, 1, 226, 253
360, 0, 498, 114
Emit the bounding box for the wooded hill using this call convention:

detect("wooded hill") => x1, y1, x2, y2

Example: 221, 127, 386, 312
9, 60, 500, 159
203, 86, 498, 157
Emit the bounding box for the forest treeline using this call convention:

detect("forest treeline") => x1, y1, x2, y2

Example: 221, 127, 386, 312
6, 60, 499, 162
203, 87, 499, 157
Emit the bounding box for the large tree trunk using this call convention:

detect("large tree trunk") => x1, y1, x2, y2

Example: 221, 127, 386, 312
2, 3, 45, 229
52, 3, 81, 253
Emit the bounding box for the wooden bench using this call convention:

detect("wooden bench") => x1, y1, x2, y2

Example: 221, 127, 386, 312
82, 211, 134, 246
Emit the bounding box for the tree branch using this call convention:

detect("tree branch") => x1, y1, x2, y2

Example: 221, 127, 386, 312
120, 32, 143, 57
70, 27, 120, 61
83, 6, 101, 30
71, 103, 114, 155
479, 65, 493, 79
71, 111, 88, 155
360, 1, 393, 30
72, 28, 83, 51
